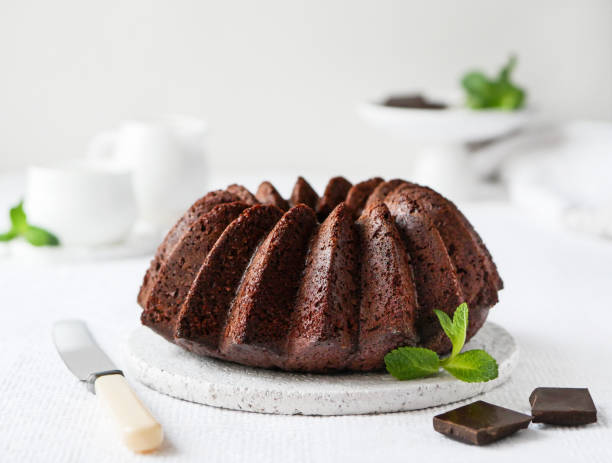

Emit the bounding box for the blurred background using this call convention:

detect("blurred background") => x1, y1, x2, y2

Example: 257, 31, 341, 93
1, 0, 611, 173
2, 0, 612, 255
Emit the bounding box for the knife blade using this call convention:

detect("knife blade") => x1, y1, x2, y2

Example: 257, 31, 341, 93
53, 320, 117, 382
53, 320, 163, 453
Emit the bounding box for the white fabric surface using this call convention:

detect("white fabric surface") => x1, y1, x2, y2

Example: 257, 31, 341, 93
476, 121, 612, 239
1, 175, 612, 462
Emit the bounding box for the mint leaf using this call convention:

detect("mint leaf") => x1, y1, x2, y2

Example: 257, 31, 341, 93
434, 309, 454, 339
452, 303, 468, 354
9, 201, 27, 232
23, 225, 60, 246
0, 230, 18, 241
462, 72, 491, 95
498, 55, 517, 83
461, 55, 526, 110
384, 347, 440, 380
1, 201, 60, 247
435, 302, 468, 360
499, 86, 525, 110
462, 73, 495, 109
443, 349, 498, 383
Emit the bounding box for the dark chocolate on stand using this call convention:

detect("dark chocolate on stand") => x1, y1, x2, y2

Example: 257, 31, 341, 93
383, 94, 447, 110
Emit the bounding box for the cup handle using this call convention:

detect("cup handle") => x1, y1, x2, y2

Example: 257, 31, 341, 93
87, 130, 117, 161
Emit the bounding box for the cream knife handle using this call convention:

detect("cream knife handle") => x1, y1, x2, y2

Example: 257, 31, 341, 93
94, 373, 163, 453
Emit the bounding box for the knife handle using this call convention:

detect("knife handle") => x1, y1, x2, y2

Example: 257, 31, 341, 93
94, 373, 163, 453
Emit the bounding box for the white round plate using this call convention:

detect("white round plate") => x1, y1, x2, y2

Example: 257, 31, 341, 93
126, 322, 518, 416
358, 100, 531, 144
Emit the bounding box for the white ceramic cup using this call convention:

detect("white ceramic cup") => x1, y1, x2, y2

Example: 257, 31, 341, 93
87, 116, 208, 229
26, 160, 137, 246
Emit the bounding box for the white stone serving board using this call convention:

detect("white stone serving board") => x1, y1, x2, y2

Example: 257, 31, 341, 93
125, 322, 518, 416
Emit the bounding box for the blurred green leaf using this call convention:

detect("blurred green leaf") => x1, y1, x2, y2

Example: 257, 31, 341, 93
9, 201, 27, 232
0, 230, 18, 241
462, 72, 490, 94
23, 225, 60, 246
1, 201, 60, 247
498, 55, 517, 83
461, 55, 525, 110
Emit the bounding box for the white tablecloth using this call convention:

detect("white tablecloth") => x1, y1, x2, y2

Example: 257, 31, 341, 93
1, 174, 611, 462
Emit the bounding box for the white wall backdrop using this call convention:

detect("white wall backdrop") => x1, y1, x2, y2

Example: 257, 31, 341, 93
1, 0, 611, 173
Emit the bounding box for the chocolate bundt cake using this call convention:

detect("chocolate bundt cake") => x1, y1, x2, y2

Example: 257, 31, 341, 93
138, 177, 503, 372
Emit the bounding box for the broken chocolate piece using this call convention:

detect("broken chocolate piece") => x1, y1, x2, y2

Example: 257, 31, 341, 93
529, 387, 597, 426
433, 400, 532, 445
383, 94, 447, 110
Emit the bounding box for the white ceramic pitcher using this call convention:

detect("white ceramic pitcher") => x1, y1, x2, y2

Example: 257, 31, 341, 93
88, 115, 208, 229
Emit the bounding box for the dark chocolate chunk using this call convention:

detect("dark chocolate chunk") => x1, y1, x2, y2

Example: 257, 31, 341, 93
383, 94, 447, 110
529, 387, 597, 426
433, 401, 532, 445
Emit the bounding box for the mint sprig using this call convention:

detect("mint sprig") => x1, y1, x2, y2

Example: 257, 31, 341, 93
384, 303, 498, 383
461, 55, 526, 110
0, 201, 59, 246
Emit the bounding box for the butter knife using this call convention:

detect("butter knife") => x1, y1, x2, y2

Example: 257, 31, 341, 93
52, 320, 163, 453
